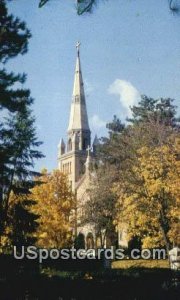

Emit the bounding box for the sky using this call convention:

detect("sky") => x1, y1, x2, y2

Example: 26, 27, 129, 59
6, 0, 180, 171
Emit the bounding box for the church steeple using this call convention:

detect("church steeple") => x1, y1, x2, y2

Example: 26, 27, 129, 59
68, 42, 90, 134
58, 43, 92, 191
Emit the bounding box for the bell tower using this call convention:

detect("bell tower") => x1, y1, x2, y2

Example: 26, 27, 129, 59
58, 42, 91, 191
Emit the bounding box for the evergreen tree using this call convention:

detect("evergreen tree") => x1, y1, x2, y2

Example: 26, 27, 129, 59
99, 96, 179, 168
98, 115, 125, 167
0, 1, 31, 62
1, 193, 39, 251
0, 0, 43, 242
128, 96, 179, 127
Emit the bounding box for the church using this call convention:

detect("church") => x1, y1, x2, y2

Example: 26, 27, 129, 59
58, 43, 128, 249
57, 43, 98, 248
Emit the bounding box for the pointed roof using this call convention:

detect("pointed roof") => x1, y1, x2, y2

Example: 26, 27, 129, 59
68, 42, 90, 132
58, 138, 65, 148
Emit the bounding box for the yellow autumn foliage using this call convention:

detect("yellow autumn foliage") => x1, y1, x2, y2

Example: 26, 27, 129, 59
31, 169, 75, 248
115, 137, 180, 249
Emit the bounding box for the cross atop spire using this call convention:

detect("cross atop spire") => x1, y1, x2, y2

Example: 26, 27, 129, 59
76, 41, 81, 56
86, 145, 91, 156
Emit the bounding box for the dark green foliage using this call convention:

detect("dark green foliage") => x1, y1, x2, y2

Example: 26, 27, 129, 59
106, 115, 125, 136
0, 0, 43, 243
169, 0, 180, 13
38, 0, 180, 15
74, 232, 85, 249
76, 0, 96, 15
128, 95, 179, 127
38, 0, 97, 14
0, 258, 176, 299
128, 236, 142, 253
100, 96, 179, 166
7, 198, 39, 247
98, 115, 126, 166
0, 0, 31, 63
0, 70, 32, 112
39, 0, 49, 8
0, 106, 43, 207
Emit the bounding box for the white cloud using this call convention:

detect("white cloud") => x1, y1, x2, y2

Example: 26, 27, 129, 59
108, 79, 140, 116
90, 114, 106, 130
84, 79, 94, 94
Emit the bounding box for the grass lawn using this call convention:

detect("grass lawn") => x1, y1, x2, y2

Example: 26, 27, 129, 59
41, 259, 170, 279
112, 259, 169, 269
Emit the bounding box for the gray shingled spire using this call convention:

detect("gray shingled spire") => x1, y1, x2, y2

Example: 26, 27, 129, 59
68, 42, 90, 132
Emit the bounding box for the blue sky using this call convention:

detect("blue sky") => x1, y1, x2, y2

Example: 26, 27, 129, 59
7, 0, 180, 171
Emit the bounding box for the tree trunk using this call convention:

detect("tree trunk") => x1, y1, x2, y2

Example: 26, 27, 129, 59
159, 209, 171, 266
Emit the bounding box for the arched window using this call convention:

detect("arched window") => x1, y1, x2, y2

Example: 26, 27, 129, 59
86, 232, 94, 249
75, 134, 79, 150
82, 138, 88, 150
61, 144, 65, 155
68, 138, 72, 151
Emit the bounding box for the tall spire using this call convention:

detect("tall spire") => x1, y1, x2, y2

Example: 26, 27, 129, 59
68, 42, 90, 132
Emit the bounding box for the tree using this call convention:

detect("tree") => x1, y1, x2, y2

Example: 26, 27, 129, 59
115, 136, 180, 255
0, 105, 43, 235
38, 0, 97, 14
99, 96, 179, 254
38, 0, 180, 15
100, 97, 179, 169
31, 170, 75, 248
0, 192, 38, 253
0, 1, 31, 63
0, 0, 43, 240
81, 116, 125, 248
99, 115, 125, 167
128, 96, 178, 128
169, 0, 180, 13
83, 164, 118, 248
